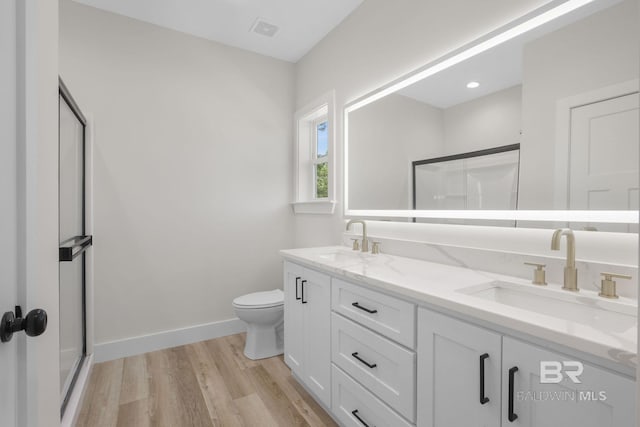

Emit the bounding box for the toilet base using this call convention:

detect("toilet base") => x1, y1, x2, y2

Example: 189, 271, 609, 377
243, 320, 284, 360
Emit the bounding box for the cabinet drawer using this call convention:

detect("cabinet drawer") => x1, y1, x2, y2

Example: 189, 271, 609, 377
332, 313, 415, 421
332, 278, 415, 348
332, 365, 414, 427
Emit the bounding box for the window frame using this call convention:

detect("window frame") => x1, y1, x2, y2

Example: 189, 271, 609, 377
292, 91, 336, 214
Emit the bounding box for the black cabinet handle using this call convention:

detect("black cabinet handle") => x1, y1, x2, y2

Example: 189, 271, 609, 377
352, 302, 377, 314
295, 277, 301, 300
301, 280, 307, 304
480, 353, 489, 404
351, 352, 377, 369
351, 410, 371, 427
508, 366, 518, 422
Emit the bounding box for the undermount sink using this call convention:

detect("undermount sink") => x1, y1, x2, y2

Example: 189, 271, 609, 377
459, 281, 637, 333
317, 252, 347, 262
316, 249, 374, 262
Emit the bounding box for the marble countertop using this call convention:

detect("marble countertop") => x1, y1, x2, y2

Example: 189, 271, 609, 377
280, 245, 638, 371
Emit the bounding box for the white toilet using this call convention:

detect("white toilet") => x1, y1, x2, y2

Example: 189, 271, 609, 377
232, 289, 284, 360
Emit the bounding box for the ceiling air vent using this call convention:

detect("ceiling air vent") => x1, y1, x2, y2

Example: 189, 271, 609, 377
250, 18, 279, 38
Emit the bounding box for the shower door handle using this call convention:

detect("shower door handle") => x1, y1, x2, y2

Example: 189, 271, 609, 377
59, 235, 93, 261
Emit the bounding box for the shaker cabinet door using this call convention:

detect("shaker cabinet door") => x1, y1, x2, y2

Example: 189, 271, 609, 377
283, 261, 304, 376
417, 308, 502, 427
502, 337, 635, 427
301, 267, 332, 407
283, 262, 332, 407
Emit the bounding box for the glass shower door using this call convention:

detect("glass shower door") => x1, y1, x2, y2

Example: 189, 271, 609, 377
58, 79, 91, 415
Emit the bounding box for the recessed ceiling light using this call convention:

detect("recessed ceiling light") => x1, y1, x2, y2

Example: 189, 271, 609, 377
250, 18, 279, 38
466, 81, 480, 89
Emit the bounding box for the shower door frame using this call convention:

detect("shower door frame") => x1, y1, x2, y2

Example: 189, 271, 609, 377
58, 77, 90, 417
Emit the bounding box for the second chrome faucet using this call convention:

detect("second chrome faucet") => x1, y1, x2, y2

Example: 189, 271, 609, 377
550, 228, 578, 291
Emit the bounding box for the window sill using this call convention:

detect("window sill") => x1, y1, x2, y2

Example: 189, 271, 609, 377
291, 200, 337, 215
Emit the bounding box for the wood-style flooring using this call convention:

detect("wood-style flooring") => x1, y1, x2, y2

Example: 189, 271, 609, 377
77, 333, 337, 427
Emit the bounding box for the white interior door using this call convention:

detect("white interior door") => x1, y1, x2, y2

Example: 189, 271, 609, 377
569, 92, 639, 231
1, 1, 20, 424
1, 1, 60, 426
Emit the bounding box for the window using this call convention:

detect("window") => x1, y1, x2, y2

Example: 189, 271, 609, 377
313, 119, 328, 199
292, 91, 336, 214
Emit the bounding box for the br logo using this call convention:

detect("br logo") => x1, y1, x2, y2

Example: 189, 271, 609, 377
540, 361, 584, 384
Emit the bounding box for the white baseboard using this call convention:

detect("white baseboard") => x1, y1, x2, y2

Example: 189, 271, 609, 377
61, 353, 94, 427
94, 318, 246, 363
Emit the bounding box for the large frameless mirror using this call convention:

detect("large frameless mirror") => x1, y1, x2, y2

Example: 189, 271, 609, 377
345, 0, 639, 230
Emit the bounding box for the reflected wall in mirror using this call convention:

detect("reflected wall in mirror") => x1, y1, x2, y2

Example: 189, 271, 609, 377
346, 0, 639, 230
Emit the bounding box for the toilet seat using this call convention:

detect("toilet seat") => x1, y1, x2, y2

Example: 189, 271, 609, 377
232, 289, 284, 309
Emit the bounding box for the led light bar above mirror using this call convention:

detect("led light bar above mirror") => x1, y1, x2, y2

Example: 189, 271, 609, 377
344, 0, 639, 231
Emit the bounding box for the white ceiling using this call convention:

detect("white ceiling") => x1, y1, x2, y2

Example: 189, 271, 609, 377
71, 0, 363, 62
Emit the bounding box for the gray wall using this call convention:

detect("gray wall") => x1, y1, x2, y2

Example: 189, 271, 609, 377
60, 0, 295, 344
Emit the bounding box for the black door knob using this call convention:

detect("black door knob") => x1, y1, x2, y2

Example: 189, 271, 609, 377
0, 306, 48, 343
23, 309, 47, 337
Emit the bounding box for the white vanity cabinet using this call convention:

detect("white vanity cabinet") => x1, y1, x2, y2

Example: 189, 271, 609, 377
283, 261, 331, 407
417, 308, 636, 427
282, 254, 636, 427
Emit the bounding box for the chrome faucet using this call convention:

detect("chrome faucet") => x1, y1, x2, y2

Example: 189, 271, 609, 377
346, 219, 368, 252
550, 228, 578, 291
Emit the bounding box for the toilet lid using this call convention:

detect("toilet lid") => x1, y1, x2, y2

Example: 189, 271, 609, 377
233, 289, 284, 308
